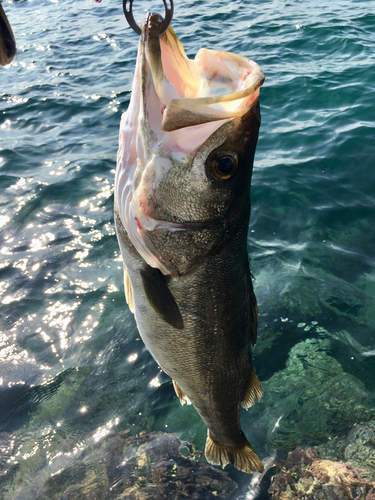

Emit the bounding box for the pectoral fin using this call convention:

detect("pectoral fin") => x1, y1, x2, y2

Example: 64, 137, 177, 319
123, 266, 135, 314
140, 266, 184, 330
241, 365, 263, 409
172, 380, 191, 405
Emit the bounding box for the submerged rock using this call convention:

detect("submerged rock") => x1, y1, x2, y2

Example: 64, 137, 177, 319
109, 431, 237, 499
17, 431, 236, 500
268, 447, 375, 500
317, 421, 375, 481
244, 338, 374, 456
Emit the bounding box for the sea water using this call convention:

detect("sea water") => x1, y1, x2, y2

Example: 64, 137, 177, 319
1, 0, 375, 498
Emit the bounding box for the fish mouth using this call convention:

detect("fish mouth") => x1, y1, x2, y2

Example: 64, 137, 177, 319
145, 14, 265, 133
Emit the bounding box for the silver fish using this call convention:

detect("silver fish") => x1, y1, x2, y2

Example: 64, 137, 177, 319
115, 12, 265, 474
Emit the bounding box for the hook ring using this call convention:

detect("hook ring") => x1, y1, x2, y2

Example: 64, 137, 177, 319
123, 0, 174, 36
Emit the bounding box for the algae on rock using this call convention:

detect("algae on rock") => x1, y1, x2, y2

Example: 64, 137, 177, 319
317, 421, 375, 481
244, 338, 375, 456
268, 447, 375, 500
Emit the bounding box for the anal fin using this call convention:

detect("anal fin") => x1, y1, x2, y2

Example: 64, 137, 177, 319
241, 365, 263, 409
124, 266, 135, 314
205, 430, 264, 474
172, 380, 191, 405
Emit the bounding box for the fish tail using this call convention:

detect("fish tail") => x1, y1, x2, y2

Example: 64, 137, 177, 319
205, 430, 264, 474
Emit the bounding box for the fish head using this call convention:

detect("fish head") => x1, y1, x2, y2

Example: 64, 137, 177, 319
115, 13, 264, 276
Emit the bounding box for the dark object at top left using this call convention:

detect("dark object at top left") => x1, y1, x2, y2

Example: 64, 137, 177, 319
0, 3, 16, 66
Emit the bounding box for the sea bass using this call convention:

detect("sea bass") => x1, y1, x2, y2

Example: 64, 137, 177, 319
114, 12, 265, 474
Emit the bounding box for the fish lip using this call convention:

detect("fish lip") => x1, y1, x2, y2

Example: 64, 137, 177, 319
143, 12, 164, 40
146, 12, 164, 29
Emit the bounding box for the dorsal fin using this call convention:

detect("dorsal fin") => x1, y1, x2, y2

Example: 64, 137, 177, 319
140, 266, 184, 330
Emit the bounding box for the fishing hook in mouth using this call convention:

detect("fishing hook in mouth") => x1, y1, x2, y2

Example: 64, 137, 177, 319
123, 0, 174, 36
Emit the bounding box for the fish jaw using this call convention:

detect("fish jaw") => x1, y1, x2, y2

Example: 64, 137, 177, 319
115, 14, 264, 276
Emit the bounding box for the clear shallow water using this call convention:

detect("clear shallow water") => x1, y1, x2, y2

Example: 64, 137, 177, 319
1, 0, 375, 497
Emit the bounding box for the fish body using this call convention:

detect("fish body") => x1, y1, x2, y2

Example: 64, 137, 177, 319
0, 4, 16, 66
115, 13, 265, 474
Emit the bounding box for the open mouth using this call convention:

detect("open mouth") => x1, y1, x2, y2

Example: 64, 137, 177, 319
144, 13, 265, 132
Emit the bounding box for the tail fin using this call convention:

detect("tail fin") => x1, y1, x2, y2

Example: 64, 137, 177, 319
205, 431, 264, 474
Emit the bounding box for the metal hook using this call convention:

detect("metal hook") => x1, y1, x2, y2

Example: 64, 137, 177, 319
123, 0, 174, 36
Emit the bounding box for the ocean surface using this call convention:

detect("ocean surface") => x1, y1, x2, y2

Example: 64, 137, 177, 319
1, 0, 375, 498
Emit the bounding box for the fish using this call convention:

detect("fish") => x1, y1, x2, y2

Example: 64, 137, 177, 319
0, 3, 16, 66
114, 12, 265, 474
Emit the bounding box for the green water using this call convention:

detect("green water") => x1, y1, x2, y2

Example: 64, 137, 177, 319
1, 0, 375, 498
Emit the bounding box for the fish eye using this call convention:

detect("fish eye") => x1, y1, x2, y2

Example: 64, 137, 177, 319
208, 152, 239, 181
